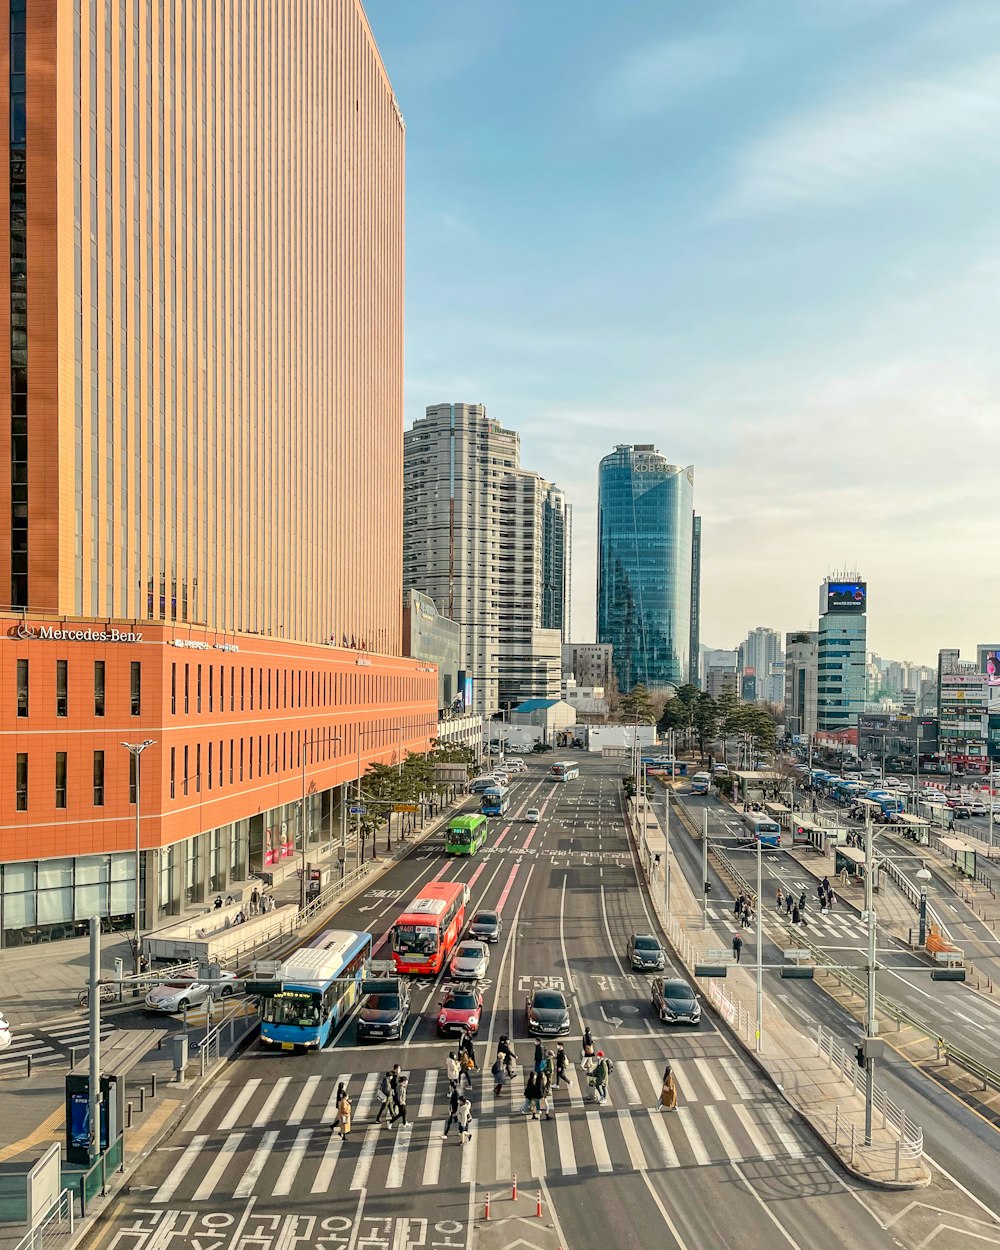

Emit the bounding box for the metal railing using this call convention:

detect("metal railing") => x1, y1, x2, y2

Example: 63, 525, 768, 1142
197, 996, 259, 1077
816, 1026, 922, 1150
879, 857, 953, 943
73, 1134, 124, 1216
12, 1189, 74, 1250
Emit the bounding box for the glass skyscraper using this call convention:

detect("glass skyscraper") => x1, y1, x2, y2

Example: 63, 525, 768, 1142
597, 445, 695, 693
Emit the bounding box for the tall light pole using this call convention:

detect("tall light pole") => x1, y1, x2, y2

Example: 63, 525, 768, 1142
121, 739, 156, 975
863, 811, 877, 1145
916, 866, 931, 946
755, 832, 763, 1054
299, 731, 313, 911
662, 780, 671, 918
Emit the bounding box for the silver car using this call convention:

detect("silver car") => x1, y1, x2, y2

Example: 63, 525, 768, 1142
144, 972, 236, 1013
449, 941, 490, 981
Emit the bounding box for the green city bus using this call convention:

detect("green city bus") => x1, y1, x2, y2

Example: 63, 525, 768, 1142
445, 813, 488, 856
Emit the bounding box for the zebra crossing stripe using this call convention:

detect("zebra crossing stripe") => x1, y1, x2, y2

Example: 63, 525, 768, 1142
670, 1060, 697, 1103
422, 1123, 443, 1186
288, 1076, 322, 1126
719, 1058, 755, 1101
555, 1112, 577, 1175
704, 1105, 742, 1162
311, 1129, 343, 1193
759, 1105, 807, 1157
235, 1130, 279, 1198
585, 1110, 612, 1173
645, 1109, 680, 1167
385, 1124, 412, 1188
192, 1133, 244, 1202
615, 1061, 642, 1105
182, 1084, 227, 1135
641, 1060, 663, 1103
418, 1070, 438, 1119
349, 1126, 380, 1191
732, 1103, 777, 1160
357, 1072, 379, 1120
253, 1077, 292, 1128
694, 1058, 726, 1102
273, 1129, 313, 1196
616, 1108, 647, 1171
493, 1113, 511, 1181
676, 1108, 711, 1166
526, 1114, 546, 1179
567, 1070, 585, 1108
152, 1134, 208, 1203
460, 1130, 477, 1183
217, 1078, 261, 1131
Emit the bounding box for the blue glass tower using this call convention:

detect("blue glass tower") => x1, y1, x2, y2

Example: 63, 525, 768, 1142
597, 445, 694, 693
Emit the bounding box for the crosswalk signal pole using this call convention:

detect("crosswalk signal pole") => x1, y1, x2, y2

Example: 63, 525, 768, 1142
88, 916, 102, 1161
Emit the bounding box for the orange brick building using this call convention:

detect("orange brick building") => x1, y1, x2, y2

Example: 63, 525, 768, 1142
0, 2, 436, 945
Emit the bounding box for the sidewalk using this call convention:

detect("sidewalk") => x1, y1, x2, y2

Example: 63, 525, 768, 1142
632, 792, 930, 1189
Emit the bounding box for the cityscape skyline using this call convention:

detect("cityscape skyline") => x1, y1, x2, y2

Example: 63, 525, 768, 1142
365, 0, 1000, 662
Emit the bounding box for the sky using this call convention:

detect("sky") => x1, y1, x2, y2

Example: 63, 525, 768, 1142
364, 0, 1000, 668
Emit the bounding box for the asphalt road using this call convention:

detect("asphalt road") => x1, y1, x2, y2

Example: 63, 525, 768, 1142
89, 757, 908, 1250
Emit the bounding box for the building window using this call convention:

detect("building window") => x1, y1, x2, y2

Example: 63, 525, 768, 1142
184, 664, 190, 713
208, 741, 213, 789
130, 661, 141, 715
197, 665, 202, 712
196, 744, 201, 792
209, 665, 214, 712
56, 659, 68, 716
183, 746, 189, 796
93, 750, 104, 806
16, 657, 27, 716
129, 752, 137, 804
94, 660, 105, 716
55, 752, 67, 808
170, 746, 176, 799
171, 663, 177, 714
15, 752, 27, 810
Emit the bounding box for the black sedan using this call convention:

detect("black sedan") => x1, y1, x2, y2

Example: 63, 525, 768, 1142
651, 977, 701, 1026
356, 990, 409, 1043
525, 988, 570, 1037
468, 910, 503, 943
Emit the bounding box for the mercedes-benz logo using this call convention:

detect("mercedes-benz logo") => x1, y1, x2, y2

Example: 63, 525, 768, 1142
14, 623, 33, 640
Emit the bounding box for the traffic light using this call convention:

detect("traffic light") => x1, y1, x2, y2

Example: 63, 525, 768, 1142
931, 968, 966, 981
704, 882, 712, 895
695, 964, 728, 978
780, 966, 814, 979
855, 1042, 866, 1069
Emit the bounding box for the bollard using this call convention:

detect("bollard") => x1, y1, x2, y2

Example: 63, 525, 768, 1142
511, 1173, 517, 1201
139, 1086, 146, 1113
26, 1054, 31, 1078
895, 1140, 901, 1183
70, 1047, 79, 1069
151, 1073, 157, 1098
126, 1101, 133, 1129
484, 1193, 491, 1221
535, 1191, 542, 1218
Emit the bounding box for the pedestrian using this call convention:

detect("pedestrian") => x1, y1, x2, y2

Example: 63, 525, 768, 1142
225, 894, 235, 906
390, 1075, 409, 1128
775, 887, 783, 911
657, 1062, 678, 1112
733, 894, 743, 918
534, 1039, 546, 1074
521, 1070, 543, 1118
459, 1048, 475, 1090
213, 895, 223, 910
785, 892, 793, 916
581, 1027, 596, 1073
742, 905, 752, 928
798, 891, 807, 913
792, 904, 800, 925
250, 887, 260, 914
456, 1095, 474, 1143
442, 1086, 461, 1139
827, 888, 835, 911
591, 1051, 613, 1105
812, 798, 818, 815
554, 1043, 572, 1088
540, 1049, 555, 1085
460, 1027, 477, 1068
732, 933, 743, 963
498, 1034, 516, 1078
335, 1085, 352, 1140
375, 1071, 394, 1124
491, 1054, 508, 1097
445, 1052, 460, 1091
538, 1068, 553, 1120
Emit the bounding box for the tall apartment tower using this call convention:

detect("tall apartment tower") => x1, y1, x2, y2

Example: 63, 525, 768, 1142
689, 515, 702, 686
0, 2, 437, 947
816, 576, 868, 731
739, 627, 783, 702
403, 404, 567, 715
597, 445, 695, 693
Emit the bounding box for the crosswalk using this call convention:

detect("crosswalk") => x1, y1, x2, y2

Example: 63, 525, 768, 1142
708, 905, 867, 942
153, 1057, 811, 1203
0, 1015, 116, 1071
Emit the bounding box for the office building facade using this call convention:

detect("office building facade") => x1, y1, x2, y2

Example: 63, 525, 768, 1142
402, 403, 566, 716
562, 642, 615, 692
784, 631, 818, 739
816, 578, 867, 731
597, 445, 695, 694
739, 627, 784, 705
0, 3, 437, 946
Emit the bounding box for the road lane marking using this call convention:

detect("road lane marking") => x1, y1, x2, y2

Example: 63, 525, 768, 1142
349, 1126, 380, 1190
273, 1128, 312, 1196
460, 1127, 478, 1182
152, 1134, 207, 1202
422, 1122, 444, 1185
555, 1112, 577, 1174
527, 1114, 547, 1178
676, 1108, 711, 1165
217, 1078, 261, 1131
615, 1060, 642, 1104
719, 1057, 755, 1100
235, 1130, 279, 1198
759, 1104, 807, 1157
253, 1076, 291, 1128
418, 1069, 438, 1118
182, 1084, 226, 1134
192, 1132, 244, 1202
645, 1109, 679, 1166
694, 1058, 726, 1101
311, 1129, 343, 1192
493, 1113, 511, 1180
705, 1104, 742, 1162
586, 1109, 613, 1172
288, 1075, 322, 1125
385, 1122, 412, 1188
732, 1103, 776, 1159
617, 1108, 647, 1171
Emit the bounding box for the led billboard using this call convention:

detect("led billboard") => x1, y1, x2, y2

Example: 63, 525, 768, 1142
826, 582, 866, 614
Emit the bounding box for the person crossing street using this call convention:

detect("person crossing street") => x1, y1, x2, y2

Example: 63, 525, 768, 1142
732, 932, 743, 963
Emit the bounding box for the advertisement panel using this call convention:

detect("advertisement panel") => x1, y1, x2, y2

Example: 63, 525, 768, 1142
984, 651, 1000, 684
825, 582, 866, 614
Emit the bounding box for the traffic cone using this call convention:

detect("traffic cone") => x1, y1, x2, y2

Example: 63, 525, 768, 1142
535, 1191, 543, 1218
512, 1173, 518, 1201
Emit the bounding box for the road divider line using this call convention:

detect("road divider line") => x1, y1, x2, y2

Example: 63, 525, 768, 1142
152, 1134, 207, 1202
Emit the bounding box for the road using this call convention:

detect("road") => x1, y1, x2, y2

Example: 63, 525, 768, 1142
90, 757, 913, 1250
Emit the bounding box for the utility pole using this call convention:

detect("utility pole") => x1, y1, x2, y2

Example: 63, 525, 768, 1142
299, 732, 310, 911
864, 812, 877, 1145
88, 916, 101, 1160
663, 782, 671, 917
701, 808, 709, 929
755, 834, 763, 1054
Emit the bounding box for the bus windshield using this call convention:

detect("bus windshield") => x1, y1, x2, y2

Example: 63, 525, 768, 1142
262, 993, 322, 1027
394, 924, 439, 955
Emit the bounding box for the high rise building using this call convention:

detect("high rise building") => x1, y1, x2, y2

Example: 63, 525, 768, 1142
738, 628, 783, 704
562, 642, 615, 691
597, 445, 695, 694
402, 403, 567, 716
689, 515, 702, 686
816, 576, 867, 731
784, 631, 818, 739
0, 3, 437, 946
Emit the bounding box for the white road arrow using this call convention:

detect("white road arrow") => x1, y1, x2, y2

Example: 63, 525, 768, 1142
357, 904, 379, 913
599, 1005, 623, 1027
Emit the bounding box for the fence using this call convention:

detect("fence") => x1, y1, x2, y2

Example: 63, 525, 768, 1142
196, 997, 260, 1077
879, 857, 953, 943
11, 1189, 74, 1250
65, 1134, 124, 1218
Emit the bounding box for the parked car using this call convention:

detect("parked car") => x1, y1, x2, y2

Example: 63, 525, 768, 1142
525, 808, 541, 824
651, 977, 702, 1026
144, 971, 236, 1013
449, 941, 490, 981
626, 933, 666, 972
525, 987, 570, 1037
437, 985, 484, 1036
468, 910, 503, 943
505, 759, 527, 772
356, 981, 410, 1043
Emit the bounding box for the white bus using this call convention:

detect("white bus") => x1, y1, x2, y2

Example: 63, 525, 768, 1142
549, 761, 580, 782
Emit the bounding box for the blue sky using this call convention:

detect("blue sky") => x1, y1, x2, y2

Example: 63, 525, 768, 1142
364, 0, 1000, 666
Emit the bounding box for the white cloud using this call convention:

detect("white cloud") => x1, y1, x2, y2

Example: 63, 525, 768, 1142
597, 35, 743, 123
720, 54, 1000, 215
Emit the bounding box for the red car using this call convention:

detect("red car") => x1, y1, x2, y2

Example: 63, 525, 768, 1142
436, 985, 484, 1036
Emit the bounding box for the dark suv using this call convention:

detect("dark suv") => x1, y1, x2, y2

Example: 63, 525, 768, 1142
626, 933, 666, 972
356, 978, 411, 1043
651, 977, 701, 1026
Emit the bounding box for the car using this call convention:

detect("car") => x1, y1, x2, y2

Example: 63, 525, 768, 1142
712, 764, 729, 776
626, 932, 666, 971
0, 1011, 11, 1051
861, 769, 881, 780
844, 771, 862, 782
493, 772, 510, 786
651, 977, 702, 1026
144, 971, 236, 1013
525, 808, 541, 824
356, 982, 410, 1043
437, 985, 484, 1036
449, 941, 490, 981
525, 987, 570, 1037
952, 805, 971, 819
468, 910, 503, 943
993, 811, 1000, 826
968, 802, 988, 817
506, 759, 527, 772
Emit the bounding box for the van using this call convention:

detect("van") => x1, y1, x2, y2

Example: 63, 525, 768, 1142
712, 764, 729, 776
469, 776, 496, 794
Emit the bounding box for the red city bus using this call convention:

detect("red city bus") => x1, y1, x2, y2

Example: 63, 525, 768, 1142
391, 880, 469, 975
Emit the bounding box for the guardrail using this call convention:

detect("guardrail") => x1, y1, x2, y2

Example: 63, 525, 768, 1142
879, 857, 953, 944
12, 1188, 74, 1250
196, 996, 259, 1077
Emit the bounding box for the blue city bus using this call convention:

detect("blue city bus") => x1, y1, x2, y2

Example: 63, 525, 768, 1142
258, 928, 372, 1051
481, 785, 510, 816
739, 812, 782, 848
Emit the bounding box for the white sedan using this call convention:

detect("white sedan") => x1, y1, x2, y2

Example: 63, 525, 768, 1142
144, 972, 237, 1013
449, 942, 490, 981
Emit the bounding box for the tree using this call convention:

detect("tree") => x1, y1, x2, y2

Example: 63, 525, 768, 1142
692, 693, 719, 758
619, 683, 657, 724
657, 683, 705, 750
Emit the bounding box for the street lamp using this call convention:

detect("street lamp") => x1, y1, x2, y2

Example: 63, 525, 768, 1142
121, 739, 156, 975
916, 866, 931, 947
